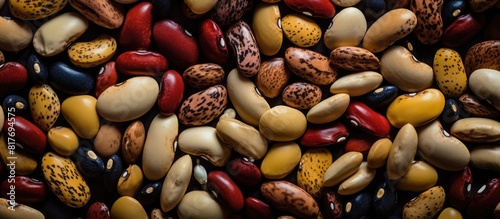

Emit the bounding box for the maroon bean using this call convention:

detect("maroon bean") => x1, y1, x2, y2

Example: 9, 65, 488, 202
1, 176, 48, 204
467, 178, 500, 219
119, 2, 153, 51
284, 0, 336, 18
322, 188, 343, 219
226, 157, 262, 186
344, 134, 379, 157
207, 170, 244, 212
0, 62, 28, 97
95, 62, 118, 98
244, 197, 274, 219
198, 19, 229, 65
87, 202, 111, 219
345, 101, 391, 138
441, 13, 486, 48
448, 166, 473, 210
300, 121, 349, 147
153, 19, 199, 69
3, 116, 46, 154
115, 50, 168, 76
158, 70, 184, 116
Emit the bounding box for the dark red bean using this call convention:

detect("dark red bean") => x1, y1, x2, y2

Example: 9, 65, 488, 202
1, 176, 48, 204
119, 2, 153, 51
95, 62, 118, 98
448, 166, 473, 210
226, 157, 262, 187
158, 70, 184, 116
0, 62, 28, 97
345, 101, 391, 138
87, 202, 111, 219
322, 188, 343, 219
467, 177, 500, 219
3, 116, 46, 154
153, 19, 199, 69
300, 121, 349, 147
244, 197, 274, 219
207, 170, 244, 212
284, 0, 336, 18
344, 134, 378, 157
115, 50, 168, 76
199, 19, 229, 65
441, 13, 486, 48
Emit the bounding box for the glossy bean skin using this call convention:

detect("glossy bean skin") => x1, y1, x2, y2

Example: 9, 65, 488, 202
207, 170, 244, 212
261, 180, 320, 218
158, 70, 184, 116
459, 92, 500, 119
441, 13, 486, 48
442, 0, 469, 28
300, 121, 349, 147
226, 20, 261, 77
103, 155, 123, 193
68, 0, 123, 29
365, 86, 399, 108
87, 202, 111, 219
183, 63, 225, 89
345, 101, 391, 137
95, 62, 118, 98
3, 116, 47, 154
137, 181, 163, 206
252, 3, 283, 56
410, 0, 444, 45
72, 146, 105, 178
198, 19, 229, 64
0, 62, 28, 97
244, 197, 274, 219
448, 166, 473, 210
119, 2, 153, 51
115, 50, 168, 77
49, 62, 95, 95
466, 178, 500, 219
212, 0, 253, 27
2, 95, 28, 116
0, 176, 48, 204
226, 157, 262, 186
26, 53, 48, 84
284, 0, 336, 18
153, 19, 199, 69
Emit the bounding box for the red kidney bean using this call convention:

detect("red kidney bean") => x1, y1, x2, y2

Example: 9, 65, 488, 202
466, 177, 500, 219
300, 121, 349, 147
3, 116, 46, 154
448, 166, 473, 210
441, 13, 486, 48
207, 170, 244, 212
199, 19, 229, 65
244, 197, 274, 219
115, 50, 168, 76
212, 0, 253, 27
119, 2, 153, 51
95, 62, 118, 98
226, 20, 261, 77
345, 101, 391, 138
323, 188, 343, 219
153, 19, 199, 69
0, 62, 28, 97
1, 176, 48, 204
87, 202, 111, 219
158, 70, 184, 116
226, 157, 262, 187
284, 0, 336, 18
344, 134, 378, 157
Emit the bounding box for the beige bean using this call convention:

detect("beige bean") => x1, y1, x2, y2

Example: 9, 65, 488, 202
0, 198, 44, 219
323, 151, 363, 187
470, 145, 500, 172
259, 105, 307, 141
469, 68, 500, 111
338, 162, 376, 195
33, 12, 89, 57
94, 121, 122, 159
161, 154, 192, 212
367, 138, 392, 169
380, 45, 434, 92
121, 120, 145, 164
362, 9, 417, 53
0, 16, 32, 52
324, 7, 366, 50
178, 126, 232, 166
417, 120, 470, 171
177, 190, 227, 218
216, 118, 268, 160
396, 160, 438, 192
142, 114, 178, 181
387, 123, 418, 180
227, 68, 270, 126
306, 93, 350, 124
450, 117, 500, 143
219, 108, 236, 121
330, 71, 383, 96
331, 0, 362, 7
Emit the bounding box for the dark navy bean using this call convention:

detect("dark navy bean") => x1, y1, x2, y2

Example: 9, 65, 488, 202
2, 94, 28, 116
26, 53, 48, 84
365, 85, 399, 108
442, 0, 469, 28
373, 177, 398, 218
72, 145, 105, 178
441, 98, 462, 124
103, 154, 123, 193
49, 62, 95, 95
344, 192, 372, 219
360, 0, 387, 21
136, 181, 163, 206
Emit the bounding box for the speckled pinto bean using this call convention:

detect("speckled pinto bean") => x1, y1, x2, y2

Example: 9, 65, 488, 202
9, 0, 67, 20
410, 0, 444, 45
68, 0, 124, 29
226, 20, 261, 77
261, 180, 320, 218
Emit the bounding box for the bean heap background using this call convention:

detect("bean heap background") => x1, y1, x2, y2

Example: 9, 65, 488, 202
0, 0, 500, 218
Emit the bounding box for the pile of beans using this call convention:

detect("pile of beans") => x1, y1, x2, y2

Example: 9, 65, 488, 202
0, 0, 499, 218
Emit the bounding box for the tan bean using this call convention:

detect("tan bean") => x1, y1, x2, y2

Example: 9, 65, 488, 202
450, 117, 500, 143
338, 162, 376, 195
216, 118, 268, 160
178, 126, 232, 166
367, 138, 392, 169
177, 191, 227, 218
323, 152, 363, 187
470, 145, 500, 172
0, 16, 32, 52
386, 123, 418, 180
161, 155, 192, 212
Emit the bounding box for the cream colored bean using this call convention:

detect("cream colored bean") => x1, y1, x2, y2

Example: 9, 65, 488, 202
259, 105, 307, 141
0, 198, 44, 219
380, 45, 434, 92
33, 12, 89, 57
178, 126, 232, 166
306, 93, 350, 124
323, 151, 363, 187
469, 68, 500, 111
330, 71, 383, 96
97, 76, 159, 122
362, 9, 417, 53
94, 122, 122, 158
331, 0, 362, 7
216, 118, 268, 160
0, 16, 32, 52
367, 138, 392, 169
219, 108, 236, 121
417, 120, 470, 171
161, 154, 192, 212
227, 68, 270, 126
177, 191, 226, 218
470, 145, 500, 172
387, 123, 418, 180
324, 7, 366, 50
338, 162, 376, 195
142, 114, 178, 181
450, 117, 500, 143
